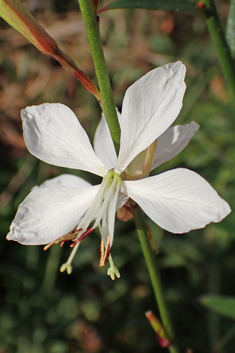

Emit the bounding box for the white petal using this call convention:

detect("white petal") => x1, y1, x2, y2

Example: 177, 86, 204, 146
151, 121, 199, 170
22, 103, 107, 176
33, 174, 92, 190
116, 62, 186, 173
93, 110, 121, 169
123, 169, 231, 234
116, 192, 129, 210
7, 182, 100, 245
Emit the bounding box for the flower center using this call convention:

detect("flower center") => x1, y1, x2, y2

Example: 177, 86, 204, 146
45, 170, 122, 279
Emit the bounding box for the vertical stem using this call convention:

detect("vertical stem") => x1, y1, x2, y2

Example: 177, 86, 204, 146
226, 0, 235, 57
207, 255, 221, 351
201, 0, 235, 99
43, 245, 62, 296
78, 0, 120, 152
132, 205, 179, 353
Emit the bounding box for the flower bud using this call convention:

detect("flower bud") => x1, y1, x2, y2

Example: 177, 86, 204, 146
0, 0, 100, 100
145, 310, 171, 348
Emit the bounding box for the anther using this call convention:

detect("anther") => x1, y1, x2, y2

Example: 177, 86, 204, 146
44, 240, 56, 251
70, 227, 94, 247
99, 235, 111, 267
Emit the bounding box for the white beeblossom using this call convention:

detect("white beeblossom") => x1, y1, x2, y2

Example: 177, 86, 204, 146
7, 62, 231, 279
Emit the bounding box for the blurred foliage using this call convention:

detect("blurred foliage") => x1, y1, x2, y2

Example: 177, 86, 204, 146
99, 0, 198, 11
226, 0, 235, 57
0, 0, 235, 352
201, 296, 235, 320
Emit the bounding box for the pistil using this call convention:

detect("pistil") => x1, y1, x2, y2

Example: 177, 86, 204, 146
107, 254, 120, 280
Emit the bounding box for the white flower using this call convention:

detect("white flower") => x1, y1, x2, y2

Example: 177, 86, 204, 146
7, 62, 231, 279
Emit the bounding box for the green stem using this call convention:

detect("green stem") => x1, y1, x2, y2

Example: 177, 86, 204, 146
131, 205, 179, 353
43, 245, 62, 296
201, 0, 235, 99
208, 259, 220, 351
214, 324, 235, 353
78, 0, 120, 152
226, 0, 235, 57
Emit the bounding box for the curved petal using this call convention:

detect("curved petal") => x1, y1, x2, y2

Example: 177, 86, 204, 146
7, 181, 100, 245
115, 62, 186, 173
33, 173, 92, 190
151, 121, 199, 170
93, 110, 121, 169
123, 169, 231, 234
22, 103, 107, 177
117, 192, 129, 210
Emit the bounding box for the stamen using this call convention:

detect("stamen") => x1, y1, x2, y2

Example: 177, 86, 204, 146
80, 170, 113, 230
47, 170, 122, 276
93, 173, 119, 229
44, 226, 81, 251
99, 235, 111, 267
70, 227, 94, 247
107, 176, 121, 239
55, 228, 82, 244
44, 240, 56, 251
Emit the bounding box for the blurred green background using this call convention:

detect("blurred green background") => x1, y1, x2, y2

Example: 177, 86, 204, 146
0, 0, 235, 352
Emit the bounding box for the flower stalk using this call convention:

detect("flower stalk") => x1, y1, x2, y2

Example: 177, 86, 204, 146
200, 0, 235, 99
0, 0, 100, 100
131, 204, 179, 353
78, 0, 121, 152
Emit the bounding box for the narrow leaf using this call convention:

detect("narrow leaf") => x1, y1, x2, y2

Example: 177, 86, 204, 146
200, 296, 235, 320
99, 0, 198, 13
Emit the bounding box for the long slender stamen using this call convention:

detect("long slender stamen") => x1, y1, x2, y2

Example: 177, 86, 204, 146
43, 226, 81, 250
93, 173, 118, 228
107, 176, 122, 241
78, 170, 113, 233
49, 170, 122, 277
95, 174, 121, 270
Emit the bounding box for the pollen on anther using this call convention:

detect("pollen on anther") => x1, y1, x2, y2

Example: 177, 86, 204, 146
70, 227, 94, 247
44, 240, 56, 251
99, 235, 111, 267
